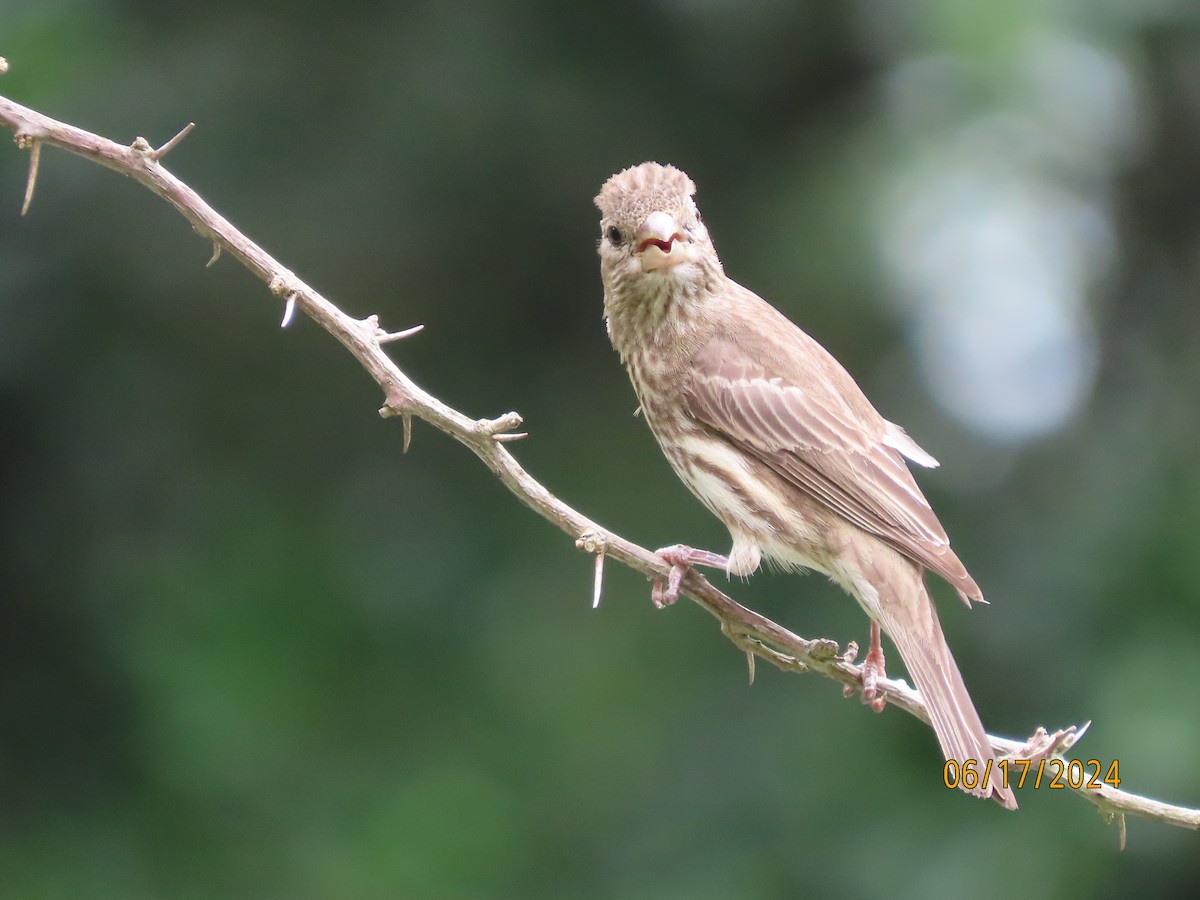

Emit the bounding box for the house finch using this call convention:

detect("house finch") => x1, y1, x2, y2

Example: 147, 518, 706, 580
595, 161, 1016, 809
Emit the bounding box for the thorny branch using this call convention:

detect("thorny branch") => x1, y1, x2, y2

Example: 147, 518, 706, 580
1, 67, 1196, 841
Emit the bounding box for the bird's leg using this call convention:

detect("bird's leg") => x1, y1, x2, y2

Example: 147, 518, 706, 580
859, 621, 888, 713
650, 544, 731, 608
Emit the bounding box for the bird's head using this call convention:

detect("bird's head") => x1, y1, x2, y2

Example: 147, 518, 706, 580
594, 162, 720, 305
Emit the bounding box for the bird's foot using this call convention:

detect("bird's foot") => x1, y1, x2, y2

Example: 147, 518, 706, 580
650, 544, 730, 608
843, 621, 888, 712
860, 640, 888, 713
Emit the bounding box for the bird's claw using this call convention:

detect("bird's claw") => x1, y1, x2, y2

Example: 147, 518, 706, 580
651, 553, 687, 608
842, 624, 887, 712
859, 639, 888, 713
650, 544, 725, 608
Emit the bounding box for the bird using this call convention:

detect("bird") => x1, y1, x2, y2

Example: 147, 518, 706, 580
594, 161, 1016, 809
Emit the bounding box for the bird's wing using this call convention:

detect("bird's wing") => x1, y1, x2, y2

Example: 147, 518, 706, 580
684, 327, 980, 602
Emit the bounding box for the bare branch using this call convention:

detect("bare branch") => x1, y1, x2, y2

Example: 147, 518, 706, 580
2, 88, 1197, 838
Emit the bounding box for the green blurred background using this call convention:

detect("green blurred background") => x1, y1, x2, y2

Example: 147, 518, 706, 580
2, 1, 1199, 897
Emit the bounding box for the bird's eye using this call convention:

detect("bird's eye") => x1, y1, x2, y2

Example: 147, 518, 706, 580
605, 226, 623, 246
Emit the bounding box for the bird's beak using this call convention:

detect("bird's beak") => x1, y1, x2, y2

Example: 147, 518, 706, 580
636, 211, 690, 272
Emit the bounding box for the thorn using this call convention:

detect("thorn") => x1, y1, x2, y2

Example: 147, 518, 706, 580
592, 550, 605, 608
402, 413, 413, 454
493, 432, 528, 443
280, 293, 297, 328
1070, 720, 1092, 748
378, 323, 425, 344
1097, 797, 1127, 850
746, 650, 756, 685
206, 242, 221, 267
151, 122, 195, 160
574, 531, 608, 608
20, 139, 41, 217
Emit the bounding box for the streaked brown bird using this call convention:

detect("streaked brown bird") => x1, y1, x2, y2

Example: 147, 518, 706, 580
595, 161, 1015, 809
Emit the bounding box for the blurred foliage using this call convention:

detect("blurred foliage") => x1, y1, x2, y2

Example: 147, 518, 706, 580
2, 1, 1200, 897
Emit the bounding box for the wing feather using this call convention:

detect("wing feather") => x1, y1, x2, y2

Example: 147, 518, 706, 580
684, 329, 980, 602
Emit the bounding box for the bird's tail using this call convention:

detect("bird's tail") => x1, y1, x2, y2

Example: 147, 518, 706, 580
855, 553, 1017, 810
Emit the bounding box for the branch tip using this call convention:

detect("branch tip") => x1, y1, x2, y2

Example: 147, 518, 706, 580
476, 412, 523, 438
152, 122, 195, 160
0, 57, 8, 74
20, 138, 41, 216
280, 293, 298, 329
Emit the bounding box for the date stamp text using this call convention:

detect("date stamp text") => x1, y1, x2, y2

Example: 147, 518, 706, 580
943, 758, 1121, 792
